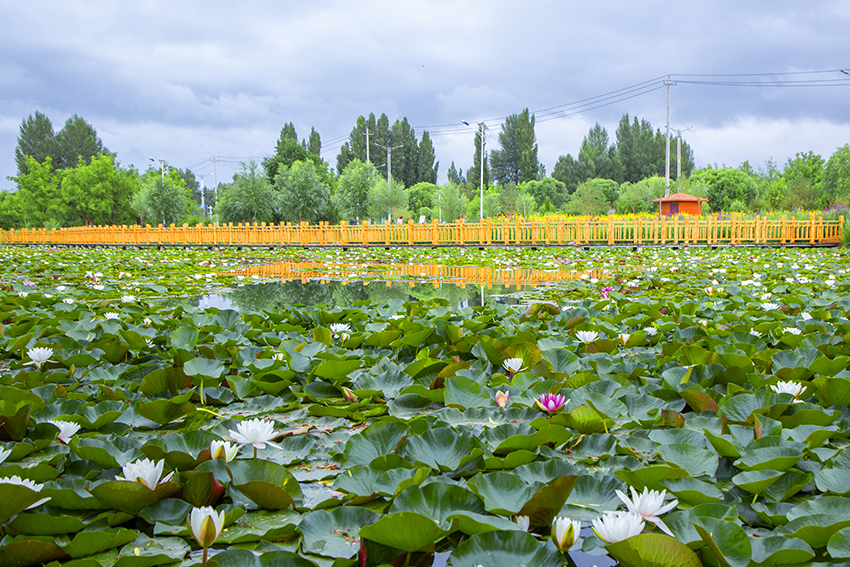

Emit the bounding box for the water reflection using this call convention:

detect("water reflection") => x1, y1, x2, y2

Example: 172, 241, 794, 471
221, 279, 528, 311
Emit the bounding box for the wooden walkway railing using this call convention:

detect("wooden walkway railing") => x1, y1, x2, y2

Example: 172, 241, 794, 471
0, 216, 843, 247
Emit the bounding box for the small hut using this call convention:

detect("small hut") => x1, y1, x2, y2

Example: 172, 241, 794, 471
652, 192, 708, 216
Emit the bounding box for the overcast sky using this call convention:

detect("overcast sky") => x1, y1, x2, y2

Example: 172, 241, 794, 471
2, 1, 849, 190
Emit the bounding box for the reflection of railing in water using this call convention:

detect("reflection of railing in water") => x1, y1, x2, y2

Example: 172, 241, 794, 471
1, 215, 842, 246
229, 261, 611, 289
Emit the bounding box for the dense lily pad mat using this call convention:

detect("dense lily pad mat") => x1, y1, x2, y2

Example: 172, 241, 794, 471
1, 245, 850, 566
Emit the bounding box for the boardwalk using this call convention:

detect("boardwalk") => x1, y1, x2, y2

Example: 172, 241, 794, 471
0, 215, 843, 247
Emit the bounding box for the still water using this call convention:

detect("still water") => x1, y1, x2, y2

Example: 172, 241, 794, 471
186, 279, 547, 312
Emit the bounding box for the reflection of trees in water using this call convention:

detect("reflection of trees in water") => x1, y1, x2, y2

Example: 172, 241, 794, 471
226, 279, 493, 311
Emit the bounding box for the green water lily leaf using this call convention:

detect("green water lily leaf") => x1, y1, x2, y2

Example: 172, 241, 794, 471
63, 527, 139, 559
358, 511, 450, 553
606, 533, 702, 567
299, 506, 380, 558
390, 482, 485, 521
333, 465, 428, 499
400, 427, 483, 472
779, 514, 850, 548
227, 459, 300, 509
616, 465, 690, 492
827, 527, 850, 559
466, 472, 538, 516
446, 530, 564, 567
0, 537, 65, 567
8, 511, 86, 535
444, 375, 491, 410
113, 534, 190, 567
656, 443, 718, 477
662, 477, 723, 506
750, 536, 813, 567
90, 480, 180, 516
734, 446, 803, 472
731, 469, 785, 495
204, 548, 317, 567
518, 475, 578, 530
694, 516, 751, 567
0, 483, 51, 524
313, 358, 361, 381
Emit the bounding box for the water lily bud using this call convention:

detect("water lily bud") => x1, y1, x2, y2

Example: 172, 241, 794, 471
188, 506, 225, 548
552, 516, 581, 551
342, 387, 358, 403
494, 390, 510, 408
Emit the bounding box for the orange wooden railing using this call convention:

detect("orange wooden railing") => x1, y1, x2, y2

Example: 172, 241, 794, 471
0, 216, 843, 247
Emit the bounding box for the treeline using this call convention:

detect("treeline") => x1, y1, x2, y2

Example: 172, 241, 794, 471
2, 109, 850, 230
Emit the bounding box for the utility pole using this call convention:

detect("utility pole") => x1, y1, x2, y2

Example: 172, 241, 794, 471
664, 75, 676, 197
376, 143, 403, 221
212, 157, 219, 226
671, 127, 692, 185
363, 128, 371, 164
462, 120, 488, 221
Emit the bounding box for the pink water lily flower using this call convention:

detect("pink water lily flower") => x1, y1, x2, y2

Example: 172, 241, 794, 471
494, 390, 510, 408
536, 393, 568, 413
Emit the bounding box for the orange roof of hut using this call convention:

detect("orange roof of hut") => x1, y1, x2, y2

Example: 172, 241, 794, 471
652, 192, 708, 216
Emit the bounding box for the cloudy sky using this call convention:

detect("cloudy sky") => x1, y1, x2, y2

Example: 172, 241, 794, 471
2, 1, 849, 190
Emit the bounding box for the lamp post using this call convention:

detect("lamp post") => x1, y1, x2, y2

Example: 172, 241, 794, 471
149, 157, 166, 181
462, 121, 488, 221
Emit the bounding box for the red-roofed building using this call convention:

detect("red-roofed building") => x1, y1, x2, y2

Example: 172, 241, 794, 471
652, 192, 708, 216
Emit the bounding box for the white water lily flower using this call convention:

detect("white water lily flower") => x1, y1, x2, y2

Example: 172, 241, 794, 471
121, 295, 136, 302
62, 298, 74, 304
0, 447, 10, 464
619, 333, 630, 345
782, 327, 802, 336
104, 312, 121, 320
18, 291, 28, 297
209, 440, 238, 462
800, 312, 812, 320
143, 317, 152, 326
188, 506, 226, 548
272, 352, 286, 361
115, 458, 173, 488
592, 511, 645, 543
330, 323, 351, 337
750, 329, 763, 338
229, 418, 280, 450
26, 347, 55, 370
552, 516, 582, 551
771, 380, 804, 398
503, 357, 524, 375
576, 330, 600, 343
48, 420, 81, 444
615, 486, 678, 536
762, 302, 779, 310
643, 326, 658, 336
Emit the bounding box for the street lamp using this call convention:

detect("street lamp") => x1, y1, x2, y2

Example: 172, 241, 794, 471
462, 121, 488, 221
149, 157, 166, 181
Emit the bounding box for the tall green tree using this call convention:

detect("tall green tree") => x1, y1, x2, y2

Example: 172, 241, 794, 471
141, 176, 186, 226
577, 123, 617, 180
417, 132, 438, 184
783, 151, 825, 208
437, 184, 467, 223
368, 178, 408, 222
523, 178, 570, 210
614, 176, 665, 214
564, 180, 613, 216
615, 114, 665, 183
391, 118, 418, 187
275, 160, 330, 223
307, 127, 321, 156
406, 182, 438, 217
692, 167, 758, 212
15, 111, 59, 176
447, 162, 465, 185
552, 154, 585, 195
216, 160, 275, 224
490, 109, 539, 186
11, 156, 65, 227
60, 154, 137, 226
56, 114, 107, 169
336, 159, 377, 221
823, 144, 850, 206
